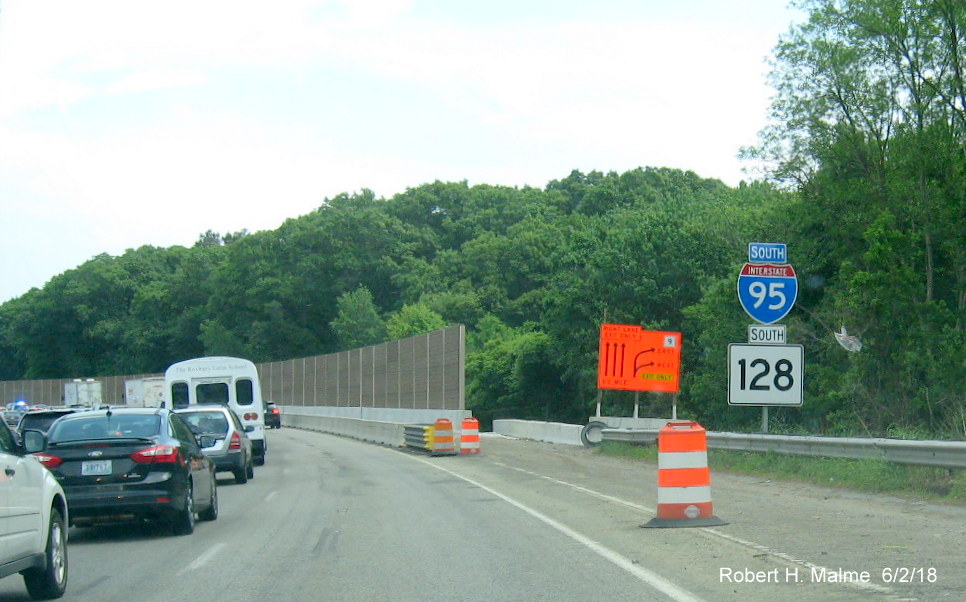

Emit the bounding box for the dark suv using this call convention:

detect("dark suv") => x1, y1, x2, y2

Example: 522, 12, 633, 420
27, 407, 218, 535
264, 402, 281, 429
16, 408, 82, 444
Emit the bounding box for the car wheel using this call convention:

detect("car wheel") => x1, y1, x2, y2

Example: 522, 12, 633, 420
23, 506, 68, 600
171, 482, 195, 536
199, 480, 218, 521
246, 460, 254, 479
233, 465, 248, 484
254, 454, 265, 466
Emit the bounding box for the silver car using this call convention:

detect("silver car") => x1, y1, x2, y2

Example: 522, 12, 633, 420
175, 406, 254, 484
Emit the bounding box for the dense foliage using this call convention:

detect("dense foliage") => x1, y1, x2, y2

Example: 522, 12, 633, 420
1, 0, 963, 437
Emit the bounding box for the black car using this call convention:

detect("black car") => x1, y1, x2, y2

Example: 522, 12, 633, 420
264, 402, 281, 429
26, 407, 218, 535
16, 407, 82, 444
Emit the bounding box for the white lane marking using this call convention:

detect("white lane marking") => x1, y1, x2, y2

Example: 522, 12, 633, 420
264, 491, 277, 503
410, 455, 703, 602
493, 462, 894, 596
179, 542, 226, 575
494, 462, 654, 512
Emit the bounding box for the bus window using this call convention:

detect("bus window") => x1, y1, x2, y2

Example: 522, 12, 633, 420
197, 383, 229, 405
171, 382, 189, 409
236, 378, 254, 406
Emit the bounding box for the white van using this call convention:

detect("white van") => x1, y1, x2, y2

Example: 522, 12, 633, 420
164, 356, 267, 465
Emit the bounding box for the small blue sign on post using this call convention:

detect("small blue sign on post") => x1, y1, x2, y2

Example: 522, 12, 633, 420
748, 242, 787, 264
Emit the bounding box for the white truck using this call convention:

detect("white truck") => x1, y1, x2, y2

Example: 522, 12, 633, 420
63, 379, 102, 408
123, 377, 167, 408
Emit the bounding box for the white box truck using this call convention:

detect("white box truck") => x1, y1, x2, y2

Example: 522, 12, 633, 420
123, 377, 167, 408
64, 379, 103, 408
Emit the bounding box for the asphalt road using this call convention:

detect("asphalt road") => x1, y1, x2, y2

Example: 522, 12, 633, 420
2, 428, 963, 601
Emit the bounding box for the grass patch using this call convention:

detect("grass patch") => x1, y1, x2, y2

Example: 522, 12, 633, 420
598, 441, 966, 503
600, 441, 659, 462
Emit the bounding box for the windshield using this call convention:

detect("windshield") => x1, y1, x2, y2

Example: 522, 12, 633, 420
47, 414, 160, 442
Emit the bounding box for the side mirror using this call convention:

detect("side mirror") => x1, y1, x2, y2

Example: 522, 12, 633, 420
23, 429, 46, 453
198, 435, 216, 448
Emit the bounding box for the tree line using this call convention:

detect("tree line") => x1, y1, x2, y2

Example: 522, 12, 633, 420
1, 0, 962, 437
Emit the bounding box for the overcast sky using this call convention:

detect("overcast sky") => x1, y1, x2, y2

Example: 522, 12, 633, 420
0, 0, 803, 303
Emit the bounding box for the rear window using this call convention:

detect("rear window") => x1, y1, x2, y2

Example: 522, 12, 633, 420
171, 382, 189, 409
19, 413, 71, 433
48, 414, 161, 442
197, 383, 229, 405
179, 412, 229, 435
236, 379, 254, 406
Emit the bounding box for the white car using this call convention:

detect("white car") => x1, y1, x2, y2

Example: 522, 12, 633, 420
0, 422, 69, 599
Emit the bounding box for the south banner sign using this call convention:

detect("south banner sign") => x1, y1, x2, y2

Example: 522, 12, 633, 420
597, 324, 682, 393
737, 263, 798, 325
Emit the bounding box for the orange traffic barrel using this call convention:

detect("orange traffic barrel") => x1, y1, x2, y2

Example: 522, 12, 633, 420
460, 417, 481, 455
432, 418, 457, 456
643, 421, 727, 528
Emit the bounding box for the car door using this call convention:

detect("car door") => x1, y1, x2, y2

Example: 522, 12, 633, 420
0, 421, 45, 563
170, 415, 212, 507
0, 423, 14, 563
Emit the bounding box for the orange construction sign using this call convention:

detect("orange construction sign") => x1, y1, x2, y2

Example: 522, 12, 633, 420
597, 324, 682, 393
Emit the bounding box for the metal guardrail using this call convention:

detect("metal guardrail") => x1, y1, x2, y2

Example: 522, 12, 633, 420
601, 429, 966, 469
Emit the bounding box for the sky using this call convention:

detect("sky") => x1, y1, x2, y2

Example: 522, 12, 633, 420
0, 0, 804, 304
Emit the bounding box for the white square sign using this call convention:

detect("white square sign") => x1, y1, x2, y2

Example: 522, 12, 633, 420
728, 344, 804, 406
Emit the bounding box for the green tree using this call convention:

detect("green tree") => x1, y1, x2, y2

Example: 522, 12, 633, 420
330, 287, 387, 350
747, 0, 966, 435
386, 304, 446, 340
199, 319, 250, 357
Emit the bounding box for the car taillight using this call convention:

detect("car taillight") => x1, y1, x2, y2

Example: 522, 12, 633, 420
271, 408, 280, 414
131, 445, 182, 464
229, 432, 242, 450
244, 413, 259, 421
33, 453, 63, 468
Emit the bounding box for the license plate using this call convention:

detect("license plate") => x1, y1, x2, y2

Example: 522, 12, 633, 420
82, 460, 112, 475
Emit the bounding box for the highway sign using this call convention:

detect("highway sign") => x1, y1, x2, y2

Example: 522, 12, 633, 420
598, 324, 681, 393
737, 263, 798, 324
748, 242, 787, 264
748, 324, 786, 344
727, 343, 803, 406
